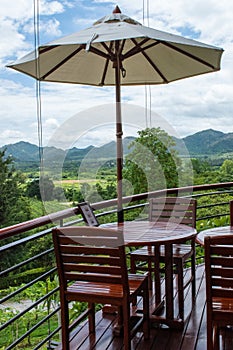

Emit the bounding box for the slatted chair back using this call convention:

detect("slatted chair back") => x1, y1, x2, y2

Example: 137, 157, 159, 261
53, 226, 129, 294
149, 197, 196, 228
205, 234, 233, 349
230, 200, 233, 227
53, 226, 150, 350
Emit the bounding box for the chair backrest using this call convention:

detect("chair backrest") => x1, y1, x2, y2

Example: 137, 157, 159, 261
204, 234, 233, 310
230, 200, 233, 227
78, 202, 99, 226
149, 197, 197, 228
52, 226, 129, 293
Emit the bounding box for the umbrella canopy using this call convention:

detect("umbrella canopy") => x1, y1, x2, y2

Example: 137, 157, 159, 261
7, 6, 223, 222
9, 6, 223, 85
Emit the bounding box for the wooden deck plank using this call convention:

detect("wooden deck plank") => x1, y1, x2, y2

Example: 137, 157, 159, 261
55, 264, 233, 350
180, 264, 206, 350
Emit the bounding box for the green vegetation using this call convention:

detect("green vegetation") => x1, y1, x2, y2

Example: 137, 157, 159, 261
0, 149, 31, 228
1, 128, 233, 348
124, 127, 181, 194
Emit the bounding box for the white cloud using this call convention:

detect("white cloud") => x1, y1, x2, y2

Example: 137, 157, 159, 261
39, 0, 64, 15
0, 0, 232, 148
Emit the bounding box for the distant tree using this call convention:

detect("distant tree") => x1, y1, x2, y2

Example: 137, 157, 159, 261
218, 159, 233, 182
26, 178, 41, 199
123, 127, 181, 195
191, 158, 211, 174
26, 176, 54, 201
95, 181, 117, 200
0, 149, 31, 227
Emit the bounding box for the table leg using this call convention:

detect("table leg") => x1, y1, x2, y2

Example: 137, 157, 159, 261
164, 243, 173, 321
150, 242, 184, 330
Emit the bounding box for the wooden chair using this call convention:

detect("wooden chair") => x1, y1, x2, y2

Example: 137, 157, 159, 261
229, 200, 233, 227
130, 197, 197, 321
204, 235, 233, 350
52, 226, 150, 350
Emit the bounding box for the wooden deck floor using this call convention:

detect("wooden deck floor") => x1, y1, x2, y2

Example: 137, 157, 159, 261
55, 264, 233, 350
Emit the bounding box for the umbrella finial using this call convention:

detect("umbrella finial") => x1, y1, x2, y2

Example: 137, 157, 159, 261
113, 5, 121, 14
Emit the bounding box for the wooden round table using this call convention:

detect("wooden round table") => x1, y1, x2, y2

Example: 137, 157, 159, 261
196, 226, 233, 246
102, 221, 197, 329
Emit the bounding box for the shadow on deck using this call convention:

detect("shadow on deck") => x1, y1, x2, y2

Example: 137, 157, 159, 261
54, 264, 233, 350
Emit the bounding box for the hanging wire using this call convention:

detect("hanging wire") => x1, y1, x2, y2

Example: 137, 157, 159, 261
145, 85, 148, 127
142, 0, 145, 24
33, 2, 52, 337
147, 0, 152, 127
149, 84, 152, 126
143, 0, 152, 128
147, 0, 150, 27
33, 0, 44, 170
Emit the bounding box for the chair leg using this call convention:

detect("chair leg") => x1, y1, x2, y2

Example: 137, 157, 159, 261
191, 243, 196, 300
207, 312, 214, 350
60, 297, 70, 350
123, 301, 131, 350
177, 261, 184, 321
154, 246, 161, 306
142, 279, 150, 339
130, 257, 140, 306
213, 325, 220, 350
88, 302, 95, 333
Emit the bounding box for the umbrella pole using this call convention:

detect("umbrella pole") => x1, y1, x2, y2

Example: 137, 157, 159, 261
115, 42, 124, 223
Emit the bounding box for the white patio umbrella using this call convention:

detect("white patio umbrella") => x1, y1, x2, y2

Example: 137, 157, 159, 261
8, 6, 223, 222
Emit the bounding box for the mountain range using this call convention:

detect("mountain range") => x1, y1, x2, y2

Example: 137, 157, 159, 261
1, 129, 233, 168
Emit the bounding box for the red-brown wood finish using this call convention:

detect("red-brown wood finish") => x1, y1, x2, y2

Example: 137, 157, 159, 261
130, 197, 197, 322
205, 235, 233, 350
52, 226, 150, 350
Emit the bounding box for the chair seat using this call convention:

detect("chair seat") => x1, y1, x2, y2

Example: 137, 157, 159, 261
212, 297, 233, 311
131, 244, 193, 261
66, 274, 147, 302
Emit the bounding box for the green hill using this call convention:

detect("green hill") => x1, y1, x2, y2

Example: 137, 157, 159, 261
2, 130, 233, 169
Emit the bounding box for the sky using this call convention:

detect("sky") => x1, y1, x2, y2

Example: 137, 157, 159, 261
1, 0, 233, 150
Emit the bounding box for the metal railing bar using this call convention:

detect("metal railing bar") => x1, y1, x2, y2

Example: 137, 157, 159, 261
5, 306, 60, 350
34, 324, 61, 350
191, 189, 233, 198
197, 201, 229, 210
0, 286, 59, 332
0, 207, 80, 240
0, 268, 57, 304
0, 248, 54, 276
0, 227, 52, 252
1, 182, 233, 240
196, 212, 229, 221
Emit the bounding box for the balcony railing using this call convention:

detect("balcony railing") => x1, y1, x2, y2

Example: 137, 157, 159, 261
0, 182, 233, 349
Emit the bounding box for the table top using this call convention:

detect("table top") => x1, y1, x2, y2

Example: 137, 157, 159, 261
102, 221, 197, 246
196, 225, 233, 246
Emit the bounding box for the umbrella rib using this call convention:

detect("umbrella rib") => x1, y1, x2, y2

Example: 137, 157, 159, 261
131, 38, 169, 83
123, 38, 153, 59
39, 45, 60, 54
100, 58, 110, 85
101, 41, 114, 56
100, 42, 114, 85
41, 46, 84, 80
162, 41, 218, 70
119, 39, 126, 56
88, 46, 111, 60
